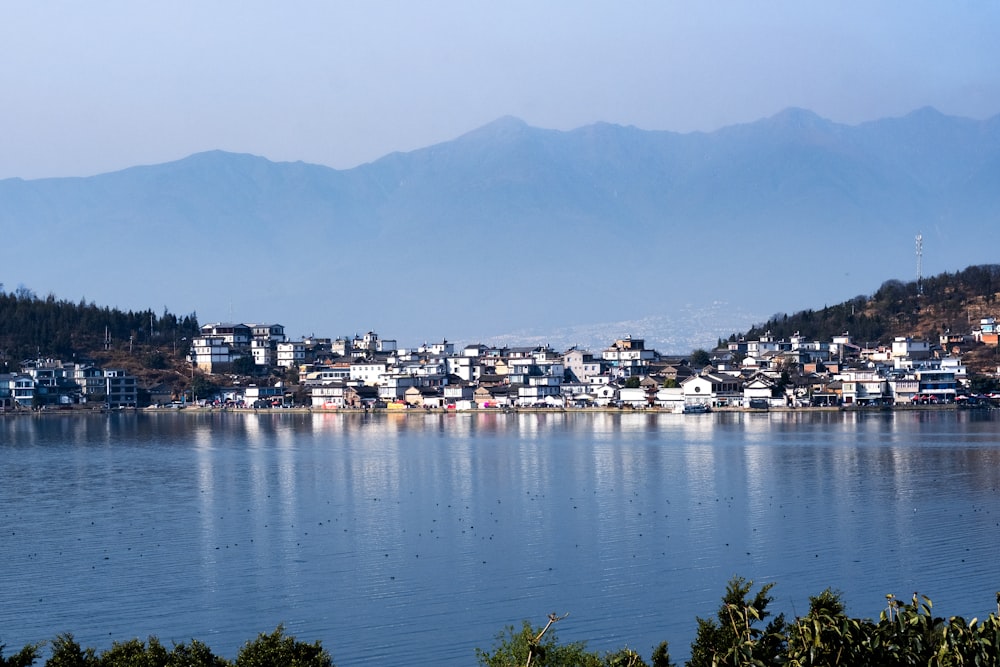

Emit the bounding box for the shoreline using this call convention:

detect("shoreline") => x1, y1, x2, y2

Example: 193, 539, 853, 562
2, 403, 970, 418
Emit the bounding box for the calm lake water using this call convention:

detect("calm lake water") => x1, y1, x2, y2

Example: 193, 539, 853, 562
2, 410, 999, 665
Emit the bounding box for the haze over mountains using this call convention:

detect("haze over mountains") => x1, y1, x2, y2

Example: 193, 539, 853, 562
3, 107, 999, 352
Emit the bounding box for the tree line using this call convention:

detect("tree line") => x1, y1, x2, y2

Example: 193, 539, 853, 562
0, 284, 199, 369
5, 579, 1000, 667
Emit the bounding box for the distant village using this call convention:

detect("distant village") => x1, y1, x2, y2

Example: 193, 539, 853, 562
5, 316, 1000, 413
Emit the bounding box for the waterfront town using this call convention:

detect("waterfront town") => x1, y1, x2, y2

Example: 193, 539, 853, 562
3, 315, 1000, 413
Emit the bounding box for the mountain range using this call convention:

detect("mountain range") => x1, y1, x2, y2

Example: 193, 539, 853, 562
3, 107, 999, 352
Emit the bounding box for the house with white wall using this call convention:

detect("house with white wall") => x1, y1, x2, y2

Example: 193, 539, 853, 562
742, 373, 777, 407
681, 372, 742, 407
891, 337, 931, 368
191, 336, 241, 372
654, 387, 685, 411
839, 369, 889, 405
248, 323, 286, 343
446, 355, 481, 382
310, 383, 345, 408
276, 341, 306, 368
350, 360, 387, 385
516, 375, 563, 406
444, 383, 475, 404
378, 374, 421, 400
618, 387, 649, 407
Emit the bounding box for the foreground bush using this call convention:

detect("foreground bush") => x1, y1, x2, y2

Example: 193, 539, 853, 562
475, 577, 1000, 667
475, 614, 672, 667
5, 580, 1000, 666
0, 626, 330, 667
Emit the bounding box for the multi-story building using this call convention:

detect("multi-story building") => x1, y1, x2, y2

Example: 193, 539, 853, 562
0, 374, 13, 409
516, 375, 563, 406
891, 337, 932, 368
200, 323, 252, 346
248, 323, 286, 343
73, 364, 107, 400
251, 339, 277, 367
104, 369, 138, 408
276, 341, 306, 369
12, 374, 35, 407
563, 348, 603, 383
191, 336, 240, 372
377, 375, 417, 401
310, 383, 345, 408
602, 336, 657, 379
350, 360, 387, 385
445, 355, 481, 382
839, 369, 889, 405
916, 368, 958, 402
193, 322, 287, 372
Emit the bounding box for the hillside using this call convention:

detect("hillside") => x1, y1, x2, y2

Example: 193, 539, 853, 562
738, 264, 1000, 373
0, 287, 200, 392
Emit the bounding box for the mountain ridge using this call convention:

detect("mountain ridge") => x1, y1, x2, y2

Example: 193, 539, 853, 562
3, 107, 999, 350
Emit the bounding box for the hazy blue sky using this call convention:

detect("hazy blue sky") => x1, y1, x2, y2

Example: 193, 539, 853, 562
2, 2, 998, 180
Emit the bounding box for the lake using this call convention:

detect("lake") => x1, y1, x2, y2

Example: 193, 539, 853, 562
2, 409, 999, 665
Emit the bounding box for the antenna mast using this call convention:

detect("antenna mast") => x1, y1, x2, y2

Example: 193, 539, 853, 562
915, 233, 923, 296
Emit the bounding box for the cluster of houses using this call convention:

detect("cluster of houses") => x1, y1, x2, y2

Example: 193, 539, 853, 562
0, 360, 138, 410
185, 318, 1000, 410
4, 317, 994, 412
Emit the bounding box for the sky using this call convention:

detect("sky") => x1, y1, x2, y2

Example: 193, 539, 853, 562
2, 2, 999, 181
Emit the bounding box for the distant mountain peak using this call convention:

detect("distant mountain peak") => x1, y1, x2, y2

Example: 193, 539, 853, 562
483, 115, 529, 130
904, 106, 947, 120
765, 107, 830, 129
896, 106, 967, 130
458, 115, 531, 142
173, 149, 273, 167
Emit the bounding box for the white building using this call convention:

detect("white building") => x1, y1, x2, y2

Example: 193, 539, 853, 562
251, 339, 276, 367
310, 383, 345, 408
681, 372, 742, 407
191, 336, 241, 372
248, 323, 286, 343
446, 355, 481, 382
839, 369, 889, 405
276, 342, 306, 369
891, 337, 931, 367
350, 360, 387, 385
200, 323, 251, 346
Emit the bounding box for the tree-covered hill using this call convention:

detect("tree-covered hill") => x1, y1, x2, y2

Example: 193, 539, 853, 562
737, 264, 1000, 349
0, 284, 199, 377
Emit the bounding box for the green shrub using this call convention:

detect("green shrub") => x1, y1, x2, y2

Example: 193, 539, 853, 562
233, 626, 331, 667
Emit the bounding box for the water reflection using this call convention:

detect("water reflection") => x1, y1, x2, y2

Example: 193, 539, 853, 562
2, 410, 999, 666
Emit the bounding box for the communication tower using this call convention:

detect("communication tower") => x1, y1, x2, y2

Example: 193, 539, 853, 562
916, 233, 923, 296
